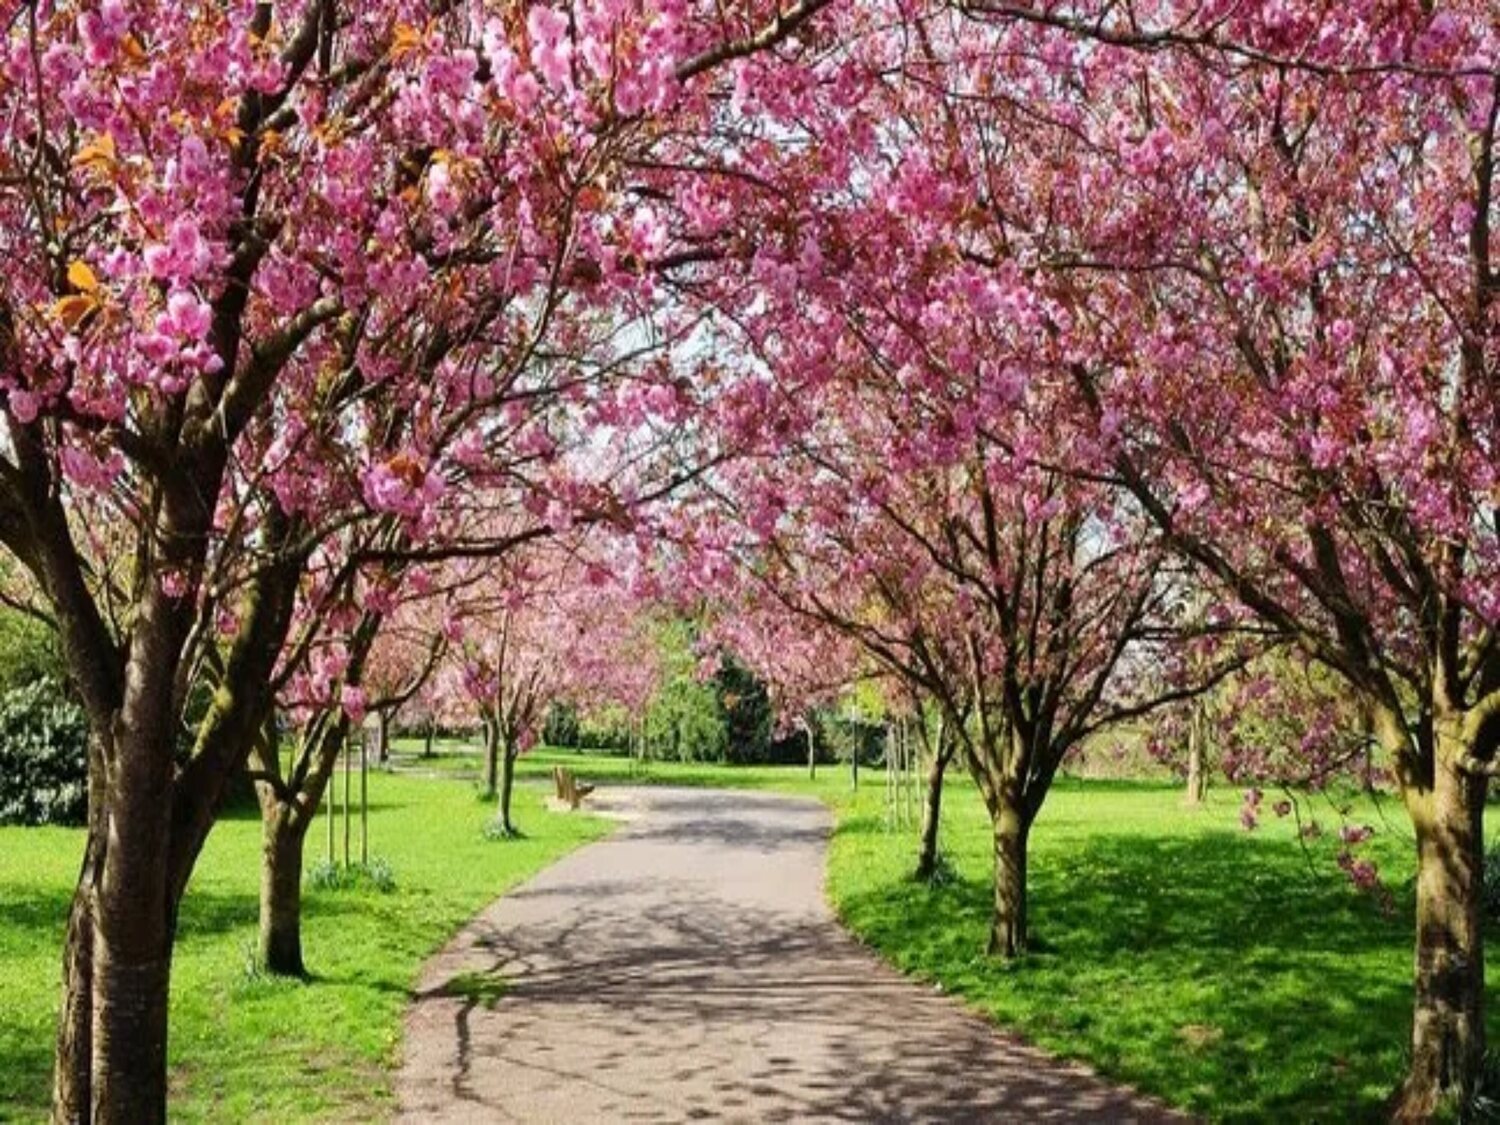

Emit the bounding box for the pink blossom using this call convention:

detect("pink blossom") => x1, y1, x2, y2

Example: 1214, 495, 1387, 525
8, 389, 38, 424
341, 685, 368, 726
528, 7, 573, 89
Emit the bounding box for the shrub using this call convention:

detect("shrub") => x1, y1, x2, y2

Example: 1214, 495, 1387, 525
307, 857, 396, 894
0, 677, 89, 826
0, 609, 64, 693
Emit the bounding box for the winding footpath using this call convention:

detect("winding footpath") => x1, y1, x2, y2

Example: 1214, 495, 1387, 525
397, 787, 1184, 1123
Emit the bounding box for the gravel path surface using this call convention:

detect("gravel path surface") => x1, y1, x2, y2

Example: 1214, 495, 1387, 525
396, 786, 1184, 1123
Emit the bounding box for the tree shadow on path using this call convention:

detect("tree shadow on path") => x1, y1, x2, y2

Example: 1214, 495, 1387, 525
398, 787, 1184, 1123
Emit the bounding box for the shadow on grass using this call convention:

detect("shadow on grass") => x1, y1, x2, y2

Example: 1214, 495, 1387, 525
0, 1036, 53, 1120
834, 824, 1424, 1122
1, 875, 402, 1115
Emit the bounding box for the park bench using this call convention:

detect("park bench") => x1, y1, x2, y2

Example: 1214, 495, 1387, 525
552, 766, 595, 810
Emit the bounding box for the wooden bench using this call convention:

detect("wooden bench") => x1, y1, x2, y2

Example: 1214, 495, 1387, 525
552, 766, 595, 810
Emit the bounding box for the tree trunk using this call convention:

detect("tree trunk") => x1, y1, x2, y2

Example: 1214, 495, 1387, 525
989, 800, 1031, 959
422, 721, 435, 759
52, 844, 97, 1123
806, 723, 816, 780
90, 926, 172, 1124
375, 711, 390, 764
497, 744, 517, 835
49, 819, 177, 1125
1394, 730, 1486, 1119
90, 794, 174, 1122
53, 732, 107, 1123
482, 719, 499, 800
259, 811, 307, 977
1185, 702, 1207, 806
914, 746, 952, 882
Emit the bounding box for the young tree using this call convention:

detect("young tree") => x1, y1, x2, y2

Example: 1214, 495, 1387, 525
674, 373, 1243, 954
248, 555, 453, 977
453, 539, 659, 833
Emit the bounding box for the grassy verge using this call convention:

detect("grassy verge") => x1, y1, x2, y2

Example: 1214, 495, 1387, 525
823, 776, 1500, 1123
0, 772, 611, 1122
4, 745, 1490, 1122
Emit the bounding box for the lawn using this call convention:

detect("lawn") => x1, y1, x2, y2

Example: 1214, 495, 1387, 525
3, 747, 1492, 1122
823, 777, 1498, 1123
391, 739, 843, 791
0, 771, 611, 1122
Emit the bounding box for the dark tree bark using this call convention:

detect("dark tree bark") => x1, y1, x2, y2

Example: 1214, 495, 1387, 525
89, 926, 172, 1124
258, 810, 307, 977
52, 836, 99, 1124
88, 809, 174, 1122
914, 741, 953, 882
497, 741, 518, 835
52, 732, 107, 1124
252, 709, 354, 981
82, 588, 189, 1123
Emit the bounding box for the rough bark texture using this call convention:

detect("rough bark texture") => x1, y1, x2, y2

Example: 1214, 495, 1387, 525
52, 844, 97, 1124
914, 747, 951, 882
1394, 728, 1486, 1119
53, 734, 107, 1124
90, 931, 171, 1125
89, 617, 179, 1124
989, 802, 1031, 960
259, 812, 308, 977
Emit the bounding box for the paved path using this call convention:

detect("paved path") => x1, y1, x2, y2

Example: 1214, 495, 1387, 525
397, 787, 1183, 1123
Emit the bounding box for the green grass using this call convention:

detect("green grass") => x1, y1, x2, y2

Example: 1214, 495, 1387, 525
3, 744, 1490, 1122
823, 777, 1498, 1123
0, 771, 610, 1122
391, 740, 846, 791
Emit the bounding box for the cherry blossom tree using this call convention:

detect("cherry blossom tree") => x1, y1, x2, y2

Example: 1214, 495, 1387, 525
670, 354, 1247, 954
676, 1, 1493, 1101
0, 2, 838, 1116
451, 538, 659, 834
903, 4, 1497, 1106
247, 551, 457, 977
